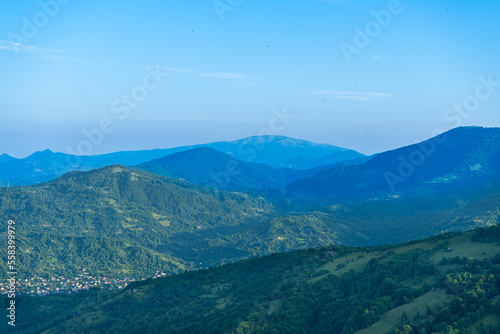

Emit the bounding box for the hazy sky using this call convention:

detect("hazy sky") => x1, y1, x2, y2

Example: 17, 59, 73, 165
1, 0, 499, 158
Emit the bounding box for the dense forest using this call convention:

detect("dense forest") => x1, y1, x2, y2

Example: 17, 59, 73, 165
4, 225, 500, 333
0, 163, 498, 279
0, 165, 272, 278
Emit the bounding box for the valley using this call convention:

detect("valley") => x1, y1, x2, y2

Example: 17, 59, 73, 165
1, 126, 499, 333
3, 1, 498, 331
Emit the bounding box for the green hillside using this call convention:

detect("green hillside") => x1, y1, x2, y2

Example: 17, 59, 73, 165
183, 193, 500, 264
0, 165, 272, 278
1, 163, 499, 280
5, 226, 500, 334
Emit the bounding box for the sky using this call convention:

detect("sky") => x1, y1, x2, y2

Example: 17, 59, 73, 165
1, 0, 499, 158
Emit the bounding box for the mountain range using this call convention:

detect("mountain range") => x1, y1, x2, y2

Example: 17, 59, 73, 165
1, 126, 500, 334
133, 147, 337, 192
0, 136, 365, 187
1, 126, 499, 281
277, 126, 500, 206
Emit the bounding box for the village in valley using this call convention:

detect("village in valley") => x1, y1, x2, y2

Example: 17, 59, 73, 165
0, 269, 170, 296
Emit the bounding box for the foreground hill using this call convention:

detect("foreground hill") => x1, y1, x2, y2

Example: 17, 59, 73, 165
134, 147, 334, 192
7, 225, 500, 334
0, 165, 272, 278
280, 127, 500, 205
0, 136, 361, 186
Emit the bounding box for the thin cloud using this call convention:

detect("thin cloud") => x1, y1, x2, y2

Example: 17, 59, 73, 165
310, 91, 392, 101
0, 40, 92, 63
0, 40, 58, 54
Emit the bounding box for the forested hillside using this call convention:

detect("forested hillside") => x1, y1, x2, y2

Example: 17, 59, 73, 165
134, 147, 334, 192
279, 127, 500, 206
1, 162, 499, 279
5, 226, 500, 334
0, 165, 272, 278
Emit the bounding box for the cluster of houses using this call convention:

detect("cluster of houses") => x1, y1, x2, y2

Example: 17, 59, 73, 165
0, 269, 170, 296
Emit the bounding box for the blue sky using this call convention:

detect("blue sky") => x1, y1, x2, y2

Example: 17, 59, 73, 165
1, 0, 499, 158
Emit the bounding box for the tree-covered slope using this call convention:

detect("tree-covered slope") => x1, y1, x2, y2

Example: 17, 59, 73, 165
280, 127, 500, 205
1, 162, 499, 279
170, 192, 500, 265
134, 147, 334, 192
0, 165, 273, 278
6, 226, 500, 334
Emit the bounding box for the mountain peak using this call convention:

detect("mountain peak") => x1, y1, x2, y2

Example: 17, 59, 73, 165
100, 164, 129, 172
440, 126, 496, 138
232, 135, 338, 147
26, 149, 54, 158
0, 153, 17, 164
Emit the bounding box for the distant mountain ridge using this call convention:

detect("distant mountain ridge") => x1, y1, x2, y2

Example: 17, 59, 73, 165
279, 126, 500, 205
274, 149, 366, 170
2, 127, 500, 281
0, 153, 17, 164
134, 147, 338, 192
0, 135, 364, 187
212, 135, 354, 168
